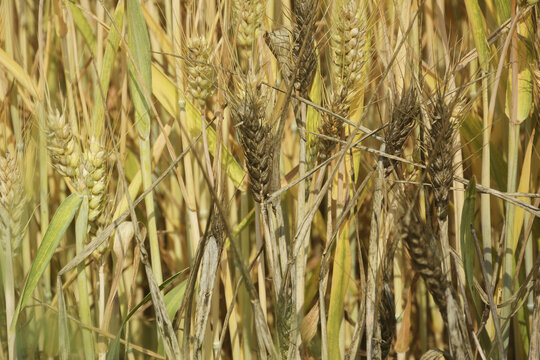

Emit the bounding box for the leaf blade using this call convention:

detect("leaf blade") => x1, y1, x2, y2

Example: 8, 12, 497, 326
11, 193, 83, 331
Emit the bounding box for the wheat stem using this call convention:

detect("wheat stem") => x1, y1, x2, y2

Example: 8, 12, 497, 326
75, 196, 95, 359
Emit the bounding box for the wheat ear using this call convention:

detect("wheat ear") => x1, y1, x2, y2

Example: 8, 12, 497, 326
399, 190, 449, 316
46, 108, 81, 179
0, 152, 26, 249
230, 75, 273, 203
0, 151, 26, 360
383, 88, 419, 176
185, 36, 216, 108
319, 0, 367, 158
232, 0, 266, 66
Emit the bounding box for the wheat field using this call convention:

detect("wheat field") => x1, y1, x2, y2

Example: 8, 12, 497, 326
1, 0, 540, 359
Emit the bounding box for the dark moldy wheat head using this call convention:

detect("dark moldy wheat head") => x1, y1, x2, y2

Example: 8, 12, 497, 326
230, 78, 274, 203
378, 282, 396, 359
399, 190, 449, 316
264, 29, 293, 87
384, 88, 420, 176
318, 89, 348, 159
291, 0, 318, 97
426, 92, 456, 221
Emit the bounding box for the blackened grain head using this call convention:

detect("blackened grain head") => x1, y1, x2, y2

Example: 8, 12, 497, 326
230, 76, 274, 202
426, 92, 456, 221
378, 282, 396, 359
399, 189, 449, 316
384, 88, 420, 177
291, 0, 318, 96
318, 89, 347, 160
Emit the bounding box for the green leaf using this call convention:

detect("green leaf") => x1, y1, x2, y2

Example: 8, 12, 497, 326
463, 0, 490, 71
327, 227, 352, 360
127, 0, 152, 139
91, 0, 125, 138
460, 176, 476, 293
460, 114, 507, 190
504, 17, 534, 124
164, 280, 187, 328
11, 193, 83, 331
68, 2, 96, 50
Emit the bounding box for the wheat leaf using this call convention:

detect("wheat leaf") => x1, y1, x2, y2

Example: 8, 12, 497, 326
11, 193, 83, 331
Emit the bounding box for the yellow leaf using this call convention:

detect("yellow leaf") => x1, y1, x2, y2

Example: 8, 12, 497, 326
0, 48, 39, 99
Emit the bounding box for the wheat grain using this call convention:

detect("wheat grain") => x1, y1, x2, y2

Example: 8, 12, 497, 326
185, 36, 216, 108
384, 88, 419, 176
232, 0, 266, 49
83, 136, 108, 226
0, 152, 25, 249
399, 191, 449, 316
230, 74, 273, 202
426, 91, 462, 221
331, 0, 366, 103
291, 0, 318, 97
46, 108, 81, 179
318, 0, 367, 159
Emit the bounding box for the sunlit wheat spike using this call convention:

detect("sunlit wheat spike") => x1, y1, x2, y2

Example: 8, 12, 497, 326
83, 136, 108, 226
232, 0, 266, 48
318, 0, 368, 160
331, 0, 367, 102
0, 152, 26, 249
185, 36, 216, 108
46, 108, 81, 179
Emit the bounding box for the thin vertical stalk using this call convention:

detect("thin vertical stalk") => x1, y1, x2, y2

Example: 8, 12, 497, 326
481, 74, 493, 279
75, 196, 95, 359
38, 104, 51, 301
502, 0, 520, 350
295, 102, 308, 358
140, 138, 163, 284
2, 220, 16, 359
464, 0, 493, 280
366, 145, 385, 360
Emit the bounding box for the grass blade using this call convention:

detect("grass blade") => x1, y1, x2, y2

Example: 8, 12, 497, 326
127, 0, 152, 140
460, 176, 477, 295
327, 227, 352, 360
11, 193, 83, 331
